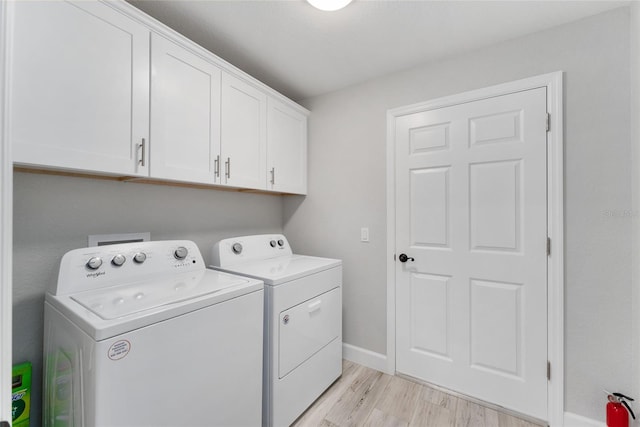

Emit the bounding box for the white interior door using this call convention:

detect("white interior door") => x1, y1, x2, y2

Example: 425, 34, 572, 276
395, 87, 548, 419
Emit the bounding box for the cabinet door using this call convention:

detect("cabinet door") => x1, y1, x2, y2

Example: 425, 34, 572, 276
221, 73, 267, 190
150, 34, 222, 184
267, 98, 308, 195
10, 1, 150, 176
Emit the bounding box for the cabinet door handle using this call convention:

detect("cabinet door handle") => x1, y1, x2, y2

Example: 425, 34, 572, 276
270, 167, 275, 185
214, 155, 220, 178
138, 138, 146, 167
225, 157, 231, 179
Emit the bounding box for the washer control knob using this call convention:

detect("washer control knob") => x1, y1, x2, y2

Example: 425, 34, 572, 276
86, 257, 102, 270
270, 240, 277, 248
232, 242, 243, 254
111, 254, 126, 267
277, 239, 284, 247
133, 252, 147, 264
174, 246, 188, 260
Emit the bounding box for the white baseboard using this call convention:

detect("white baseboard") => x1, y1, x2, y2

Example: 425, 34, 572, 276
563, 412, 605, 427
342, 343, 390, 373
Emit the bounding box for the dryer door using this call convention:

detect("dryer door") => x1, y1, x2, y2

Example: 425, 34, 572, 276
279, 287, 341, 378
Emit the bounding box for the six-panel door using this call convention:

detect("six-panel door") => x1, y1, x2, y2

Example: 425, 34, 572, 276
395, 87, 548, 419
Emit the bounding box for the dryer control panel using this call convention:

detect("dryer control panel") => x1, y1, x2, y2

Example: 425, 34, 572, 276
53, 240, 204, 295
212, 234, 293, 267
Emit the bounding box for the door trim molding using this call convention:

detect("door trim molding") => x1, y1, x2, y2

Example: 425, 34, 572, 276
385, 71, 564, 426
0, 0, 12, 421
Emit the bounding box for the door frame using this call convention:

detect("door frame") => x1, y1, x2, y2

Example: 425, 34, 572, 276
385, 71, 564, 426
0, 0, 12, 422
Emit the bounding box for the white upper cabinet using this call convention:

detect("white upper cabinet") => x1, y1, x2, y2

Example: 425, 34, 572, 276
10, 1, 150, 176
9, 0, 308, 194
221, 73, 267, 190
149, 34, 222, 184
267, 98, 308, 195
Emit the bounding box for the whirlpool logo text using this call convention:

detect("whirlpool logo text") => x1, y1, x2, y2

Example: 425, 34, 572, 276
86, 271, 105, 278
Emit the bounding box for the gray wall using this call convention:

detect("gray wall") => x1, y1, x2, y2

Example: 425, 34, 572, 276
283, 7, 632, 422
631, 0, 640, 418
13, 171, 283, 427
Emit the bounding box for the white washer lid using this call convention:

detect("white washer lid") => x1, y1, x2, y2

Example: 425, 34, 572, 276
70, 269, 248, 320
211, 254, 341, 286
46, 269, 263, 341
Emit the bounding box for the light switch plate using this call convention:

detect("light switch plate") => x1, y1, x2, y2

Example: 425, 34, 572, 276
361, 227, 369, 242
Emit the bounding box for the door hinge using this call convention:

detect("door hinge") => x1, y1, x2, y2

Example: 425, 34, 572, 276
546, 113, 550, 132
547, 360, 551, 381
546, 237, 551, 256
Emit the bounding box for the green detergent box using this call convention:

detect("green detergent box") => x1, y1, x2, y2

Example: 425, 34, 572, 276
12, 361, 31, 427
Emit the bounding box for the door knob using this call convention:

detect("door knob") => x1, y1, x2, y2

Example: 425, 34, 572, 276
398, 253, 415, 263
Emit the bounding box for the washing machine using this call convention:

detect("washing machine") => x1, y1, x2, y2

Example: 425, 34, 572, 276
210, 234, 342, 427
43, 240, 264, 427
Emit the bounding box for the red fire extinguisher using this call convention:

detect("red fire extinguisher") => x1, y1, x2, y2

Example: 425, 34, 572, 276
606, 390, 635, 427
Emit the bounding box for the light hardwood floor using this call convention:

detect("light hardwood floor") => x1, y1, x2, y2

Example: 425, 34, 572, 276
293, 360, 544, 427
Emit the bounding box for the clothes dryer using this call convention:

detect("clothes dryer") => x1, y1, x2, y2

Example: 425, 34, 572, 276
211, 234, 342, 427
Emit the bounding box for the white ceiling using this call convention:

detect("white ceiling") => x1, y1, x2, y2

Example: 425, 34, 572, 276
128, 0, 628, 101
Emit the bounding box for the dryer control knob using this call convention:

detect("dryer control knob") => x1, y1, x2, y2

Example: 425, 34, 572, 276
232, 243, 243, 254
270, 240, 276, 248
174, 246, 188, 260
277, 239, 284, 247
133, 252, 147, 264
86, 257, 103, 270
111, 254, 126, 267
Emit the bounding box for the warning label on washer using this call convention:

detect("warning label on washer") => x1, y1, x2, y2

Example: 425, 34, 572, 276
108, 340, 131, 360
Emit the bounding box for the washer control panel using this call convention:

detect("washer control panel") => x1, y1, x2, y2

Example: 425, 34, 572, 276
212, 234, 293, 267
54, 240, 204, 296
